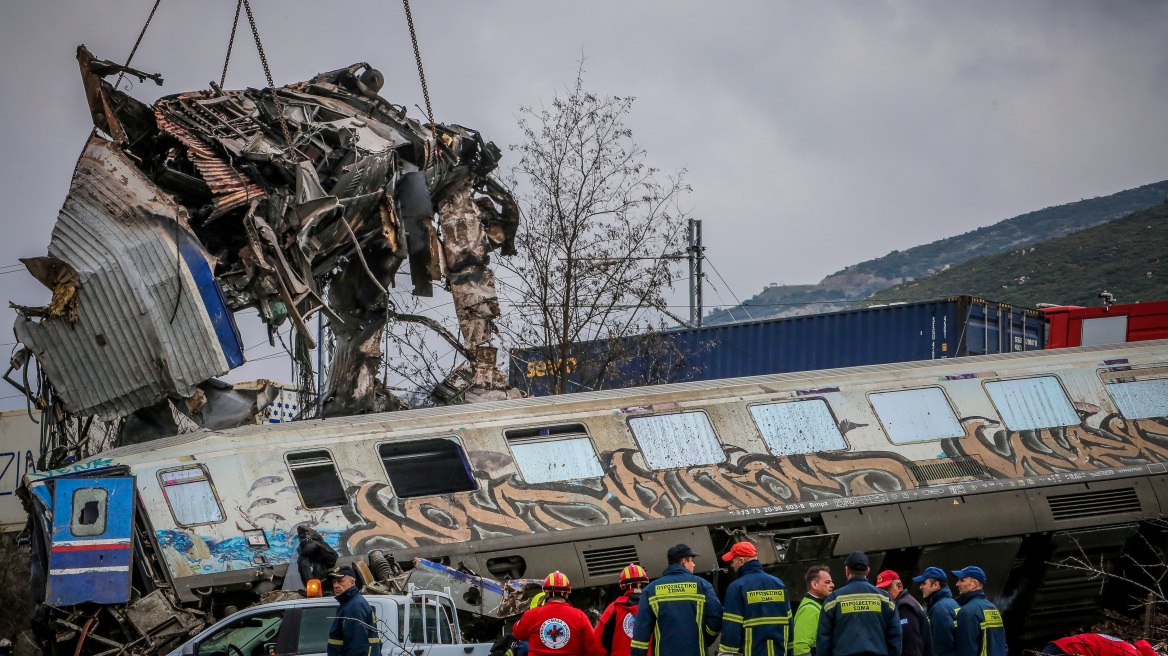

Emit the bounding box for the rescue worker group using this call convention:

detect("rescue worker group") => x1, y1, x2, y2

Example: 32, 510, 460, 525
329, 542, 1028, 656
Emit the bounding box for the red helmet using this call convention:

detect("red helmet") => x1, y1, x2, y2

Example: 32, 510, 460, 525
619, 564, 649, 589
542, 571, 571, 593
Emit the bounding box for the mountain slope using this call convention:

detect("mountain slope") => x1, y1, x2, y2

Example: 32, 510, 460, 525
706, 180, 1168, 323
863, 202, 1168, 307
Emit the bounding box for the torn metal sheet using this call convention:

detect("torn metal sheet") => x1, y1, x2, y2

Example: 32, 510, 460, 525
406, 558, 541, 618
14, 135, 244, 421
10, 47, 519, 427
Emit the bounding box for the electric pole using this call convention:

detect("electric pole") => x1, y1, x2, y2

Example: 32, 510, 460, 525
688, 218, 705, 327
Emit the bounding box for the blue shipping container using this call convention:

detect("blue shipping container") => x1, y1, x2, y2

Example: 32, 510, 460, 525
508, 296, 1045, 396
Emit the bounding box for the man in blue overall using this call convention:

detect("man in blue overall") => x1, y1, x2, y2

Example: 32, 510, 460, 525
719, 541, 791, 656
815, 552, 901, 656
328, 566, 380, 656
630, 544, 723, 656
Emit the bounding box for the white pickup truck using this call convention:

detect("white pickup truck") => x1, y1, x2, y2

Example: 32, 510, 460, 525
167, 590, 494, 656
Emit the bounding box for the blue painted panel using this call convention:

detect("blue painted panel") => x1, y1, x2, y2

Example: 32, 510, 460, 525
178, 235, 245, 368
510, 296, 1047, 396
46, 477, 135, 606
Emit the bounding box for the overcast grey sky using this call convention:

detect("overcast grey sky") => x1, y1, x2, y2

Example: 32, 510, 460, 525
2, 1, 1168, 410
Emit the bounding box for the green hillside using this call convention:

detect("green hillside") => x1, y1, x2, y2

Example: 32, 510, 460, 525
706, 180, 1168, 324
863, 202, 1168, 307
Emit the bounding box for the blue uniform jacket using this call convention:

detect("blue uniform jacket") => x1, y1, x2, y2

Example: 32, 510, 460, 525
953, 590, 1005, 656
328, 587, 381, 656
815, 576, 902, 656
925, 587, 960, 656
630, 564, 723, 656
721, 561, 792, 656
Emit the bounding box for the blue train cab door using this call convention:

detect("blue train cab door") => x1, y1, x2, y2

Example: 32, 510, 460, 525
46, 477, 136, 606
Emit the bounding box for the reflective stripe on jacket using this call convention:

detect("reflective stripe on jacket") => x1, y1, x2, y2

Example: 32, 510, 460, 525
953, 590, 1006, 656
791, 595, 823, 656
721, 561, 792, 656
925, 587, 960, 656
815, 577, 902, 656
328, 587, 380, 656
630, 564, 723, 656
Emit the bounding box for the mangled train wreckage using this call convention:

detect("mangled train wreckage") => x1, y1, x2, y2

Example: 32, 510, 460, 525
20, 338, 1168, 655
6, 46, 519, 449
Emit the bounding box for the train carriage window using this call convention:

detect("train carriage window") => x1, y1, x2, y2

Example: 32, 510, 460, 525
379, 438, 477, 498
159, 466, 226, 526
505, 424, 604, 483
70, 488, 107, 537
627, 411, 725, 470
984, 376, 1079, 430
750, 400, 847, 456
870, 387, 965, 443
1106, 378, 1168, 419
286, 451, 348, 509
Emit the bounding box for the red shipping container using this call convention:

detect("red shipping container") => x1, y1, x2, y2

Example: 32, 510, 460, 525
1043, 299, 1168, 348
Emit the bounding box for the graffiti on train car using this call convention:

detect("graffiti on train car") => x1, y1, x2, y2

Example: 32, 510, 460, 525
154, 409, 1168, 576
943, 413, 1168, 476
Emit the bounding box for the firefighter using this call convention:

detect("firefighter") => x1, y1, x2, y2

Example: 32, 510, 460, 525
598, 564, 650, 656
326, 566, 380, 656
630, 544, 723, 656
513, 572, 605, 656
913, 567, 958, 656
951, 567, 1006, 656
719, 541, 792, 656
815, 551, 902, 656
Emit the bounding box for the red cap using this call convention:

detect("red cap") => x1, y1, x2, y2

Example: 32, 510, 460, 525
721, 542, 759, 562
874, 570, 900, 589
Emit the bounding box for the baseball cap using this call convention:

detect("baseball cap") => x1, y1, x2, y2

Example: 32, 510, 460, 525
844, 551, 869, 571
951, 566, 986, 583
874, 570, 899, 589
721, 542, 759, 562
912, 566, 948, 583
667, 544, 700, 562
328, 565, 358, 579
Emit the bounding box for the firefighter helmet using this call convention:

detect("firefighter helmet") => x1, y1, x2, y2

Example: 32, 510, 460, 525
619, 564, 649, 589
542, 571, 572, 593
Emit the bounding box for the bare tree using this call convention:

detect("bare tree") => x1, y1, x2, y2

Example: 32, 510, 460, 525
500, 65, 692, 395
1050, 522, 1168, 642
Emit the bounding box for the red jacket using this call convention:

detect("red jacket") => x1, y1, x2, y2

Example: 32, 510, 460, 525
514, 600, 605, 656
1050, 634, 1158, 656
598, 593, 644, 656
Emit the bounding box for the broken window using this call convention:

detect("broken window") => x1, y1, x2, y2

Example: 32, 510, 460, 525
505, 424, 604, 483
286, 451, 348, 509
159, 466, 226, 526
379, 438, 477, 498
1106, 377, 1168, 419
71, 487, 107, 537
870, 387, 965, 443
750, 399, 847, 456
984, 376, 1079, 430
627, 411, 725, 470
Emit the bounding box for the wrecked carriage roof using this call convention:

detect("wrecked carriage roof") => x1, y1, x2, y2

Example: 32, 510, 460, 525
65, 338, 1168, 469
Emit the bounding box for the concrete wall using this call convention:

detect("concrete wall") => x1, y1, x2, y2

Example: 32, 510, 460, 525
0, 409, 39, 532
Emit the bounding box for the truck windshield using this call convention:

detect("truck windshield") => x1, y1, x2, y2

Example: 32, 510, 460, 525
198, 610, 285, 656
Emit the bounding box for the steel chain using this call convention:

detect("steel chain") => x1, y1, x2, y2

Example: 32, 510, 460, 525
242, 0, 295, 152
115, 0, 163, 89
402, 0, 436, 137
219, 0, 243, 89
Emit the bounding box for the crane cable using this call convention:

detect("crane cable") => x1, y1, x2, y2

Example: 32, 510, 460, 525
114, 0, 163, 90
401, 0, 437, 143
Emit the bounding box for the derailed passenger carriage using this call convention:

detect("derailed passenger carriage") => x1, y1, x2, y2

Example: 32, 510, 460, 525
22, 340, 1168, 655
